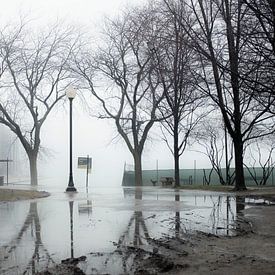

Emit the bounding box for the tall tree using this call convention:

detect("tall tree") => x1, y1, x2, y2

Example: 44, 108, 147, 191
75, 8, 164, 186
0, 23, 80, 185
242, 0, 275, 112
149, 2, 203, 187
164, 0, 275, 190
243, 0, 275, 57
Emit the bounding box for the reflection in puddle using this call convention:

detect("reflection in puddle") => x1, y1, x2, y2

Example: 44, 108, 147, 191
0, 187, 257, 274
0, 202, 55, 274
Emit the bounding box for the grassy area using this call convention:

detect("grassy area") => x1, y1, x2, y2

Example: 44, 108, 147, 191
175, 184, 235, 192
0, 189, 49, 201
173, 184, 275, 195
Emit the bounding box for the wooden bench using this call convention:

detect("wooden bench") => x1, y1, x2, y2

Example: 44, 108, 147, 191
160, 177, 174, 186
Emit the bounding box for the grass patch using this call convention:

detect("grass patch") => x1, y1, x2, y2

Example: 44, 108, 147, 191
175, 184, 234, 192
0, 189, 49, 201
172, 184, 275, 194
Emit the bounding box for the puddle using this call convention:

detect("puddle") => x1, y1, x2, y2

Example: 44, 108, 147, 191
0, 186, 263, 274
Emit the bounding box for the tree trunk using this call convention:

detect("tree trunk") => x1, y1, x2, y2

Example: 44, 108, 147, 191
233, 137, 246, 191
174, 118, 180, 187
28, 152, 38, 186
134, 152, 143, 186
175, 193, 180, 238
174, 154, 180, 188
174, 144, 180, 188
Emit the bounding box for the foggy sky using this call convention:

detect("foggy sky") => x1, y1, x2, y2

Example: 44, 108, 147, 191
0, 0, 210, 188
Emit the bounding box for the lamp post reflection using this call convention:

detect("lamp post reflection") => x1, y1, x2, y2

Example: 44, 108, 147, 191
69, 200, 75, 259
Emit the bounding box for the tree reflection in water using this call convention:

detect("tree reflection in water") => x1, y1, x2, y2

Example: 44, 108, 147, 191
119, 187, 150, 247
86, 187, 153, 274
208, 195, 238, 235
76, 188, 251, 274
235, 196, 252, 233
0, 202, 54, 274
207, 195, 251, 236
174, 192, 180, 238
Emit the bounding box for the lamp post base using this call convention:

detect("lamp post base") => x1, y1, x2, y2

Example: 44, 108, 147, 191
66, 175, 77, 192
66, 186, 77, 192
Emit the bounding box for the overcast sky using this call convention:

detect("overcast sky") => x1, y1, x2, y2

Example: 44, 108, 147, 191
1, 0, 210, 188
1, 0, 142, 24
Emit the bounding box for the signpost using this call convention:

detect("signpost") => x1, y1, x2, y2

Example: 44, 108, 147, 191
0, 158, 13, 185
78, 156, 92, 188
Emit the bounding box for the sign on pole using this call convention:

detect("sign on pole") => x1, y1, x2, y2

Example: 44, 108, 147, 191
78, 156, 92, 188
78, 157, 92, 173
0, 159, 13, 185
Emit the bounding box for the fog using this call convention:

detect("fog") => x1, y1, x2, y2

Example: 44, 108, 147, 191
38, 98, 209, 188
0, 0, 211, 189
0, 0, 143, 24
40, 101, 132, 188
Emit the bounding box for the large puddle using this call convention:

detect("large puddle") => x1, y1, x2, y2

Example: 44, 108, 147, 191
0, 186, 264, 274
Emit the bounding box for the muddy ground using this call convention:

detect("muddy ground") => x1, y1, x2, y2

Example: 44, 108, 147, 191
38, 190, 275, 275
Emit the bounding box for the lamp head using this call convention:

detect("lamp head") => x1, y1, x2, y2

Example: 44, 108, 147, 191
66, 86, 76, 99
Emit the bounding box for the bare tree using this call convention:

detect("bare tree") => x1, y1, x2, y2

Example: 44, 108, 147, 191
242, 0, 275, 114
243, 0, 275, 57
197, 120, 235, 186
0, 23, 80, 185
164, 0, 275, 190
149, 2, 204, 187
245, 141, 275, 185
75, 8, 164, 186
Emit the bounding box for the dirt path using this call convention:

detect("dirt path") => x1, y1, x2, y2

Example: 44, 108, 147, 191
174, 205, 275, 275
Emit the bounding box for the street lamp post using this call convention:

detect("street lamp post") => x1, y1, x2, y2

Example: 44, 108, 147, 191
66, 86, 77, 192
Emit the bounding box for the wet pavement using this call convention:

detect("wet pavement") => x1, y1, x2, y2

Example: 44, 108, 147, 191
0, 185, 270, 274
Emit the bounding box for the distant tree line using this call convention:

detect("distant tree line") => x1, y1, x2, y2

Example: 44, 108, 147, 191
0, 0, 274, 190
